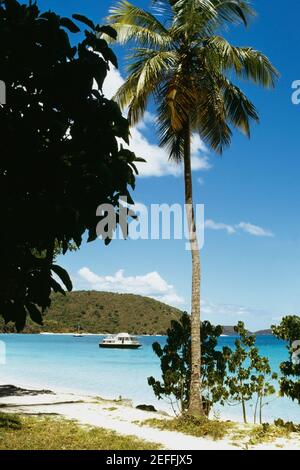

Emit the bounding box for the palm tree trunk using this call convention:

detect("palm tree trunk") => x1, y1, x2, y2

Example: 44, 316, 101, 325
259, 394, 263, 424
253, 394, 259, 424
183, 121, 204, 417
242, 399, 247, 424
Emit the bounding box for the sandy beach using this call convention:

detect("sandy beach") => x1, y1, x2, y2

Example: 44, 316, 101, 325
0, 382, 299, 450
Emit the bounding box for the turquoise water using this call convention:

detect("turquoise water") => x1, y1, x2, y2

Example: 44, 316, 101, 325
0, 334, 299, 423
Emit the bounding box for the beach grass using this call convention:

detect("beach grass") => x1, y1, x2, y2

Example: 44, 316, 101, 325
141, 414, 300, 448
0, 412, 160, 450
230, 422, 298, 448
141, 414, 235, 441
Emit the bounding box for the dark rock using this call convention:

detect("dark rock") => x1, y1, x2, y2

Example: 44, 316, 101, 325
0, 385, 54, 397
136, 404, 157, 412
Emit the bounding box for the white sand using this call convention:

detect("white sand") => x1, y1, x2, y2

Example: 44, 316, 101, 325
1, 388, 299, 450
0, 391, 234, 450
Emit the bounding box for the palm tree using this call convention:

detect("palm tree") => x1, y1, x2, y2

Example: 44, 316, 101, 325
106, 0, 278, 416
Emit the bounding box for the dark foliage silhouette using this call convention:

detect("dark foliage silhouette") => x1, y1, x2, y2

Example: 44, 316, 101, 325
0, 0, 140, 330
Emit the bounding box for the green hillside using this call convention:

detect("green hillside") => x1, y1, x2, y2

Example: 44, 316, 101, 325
0, 292, 274, 335
0, 291, 182, 335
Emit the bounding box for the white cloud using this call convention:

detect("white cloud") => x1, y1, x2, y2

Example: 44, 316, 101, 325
205, 219, 274, 237
77, 267, 184, 306
205, 219, 236, 235
135, 111, 156, 131
102, 66, 124, 100
236, 222, 274, 238
201, 300, 250, 318
201, 300, 276, 331
128, 126, 180, 177
101, 67, 210, 178
191, 133, 208, 154
197, 176, 205, 185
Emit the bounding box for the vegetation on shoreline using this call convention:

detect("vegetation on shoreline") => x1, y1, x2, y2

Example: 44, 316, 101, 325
230, 421, 300, 449
147, 314, 300, 427
1, 410, 299, 450
224, 322, 277, 424
142, 415, 233, 441
141, 415, 300, 448
0, 413, 160, 450
272, 316, 300, 404
148, 314, 228, 416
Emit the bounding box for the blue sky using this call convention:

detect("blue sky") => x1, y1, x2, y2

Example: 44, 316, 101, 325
38, 0, 300, 330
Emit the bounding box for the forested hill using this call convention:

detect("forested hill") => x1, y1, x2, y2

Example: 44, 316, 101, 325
0, 291, 182, 335
0, 291, 273, 335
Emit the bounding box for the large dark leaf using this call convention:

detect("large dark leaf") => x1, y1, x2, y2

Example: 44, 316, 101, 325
51, 265, 73, 292
96, 25, 118, 40
50, 278, 66, 295
72, 14, 95, 30
102, 47, 118, 68
60, 17, 80, 33
26, 302, 43, 325
15, 306, 27, 333
93, 64, 107, 90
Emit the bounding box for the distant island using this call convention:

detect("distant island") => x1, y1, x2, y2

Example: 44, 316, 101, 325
0, 291, 273, 336
221, 325, 272, 336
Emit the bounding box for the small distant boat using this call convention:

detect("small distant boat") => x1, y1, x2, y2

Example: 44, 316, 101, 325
99, 332, 141, 349
73, 324, 84, 337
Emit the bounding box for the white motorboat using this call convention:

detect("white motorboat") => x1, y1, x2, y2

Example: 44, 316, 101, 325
99, 332, 141, 349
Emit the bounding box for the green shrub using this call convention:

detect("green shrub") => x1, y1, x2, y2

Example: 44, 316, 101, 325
143, 415, 233, 441
0, 412, 22, 430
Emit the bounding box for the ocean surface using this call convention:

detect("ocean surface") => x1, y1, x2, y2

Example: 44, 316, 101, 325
0, 333, 299, 423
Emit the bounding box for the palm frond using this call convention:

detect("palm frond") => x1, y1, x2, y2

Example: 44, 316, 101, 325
103, 23, 173, 49
202, 36, 279, 87
234, 47, 279, 87
119, 50, 177, 125
156, 77, 197, 160
107, 0, 171, 46
202, 35, 242, 71
128, 91, 149, 125
212, 0, 255, 27
172, 0, 218, 38
220, 76, 259, 136
113, 72, 140, 110
192, 83, 232, 154
130, 50, 177, 95
159, 124, 185, 162
159, 75, 196, 130
173, 0, 254, 38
